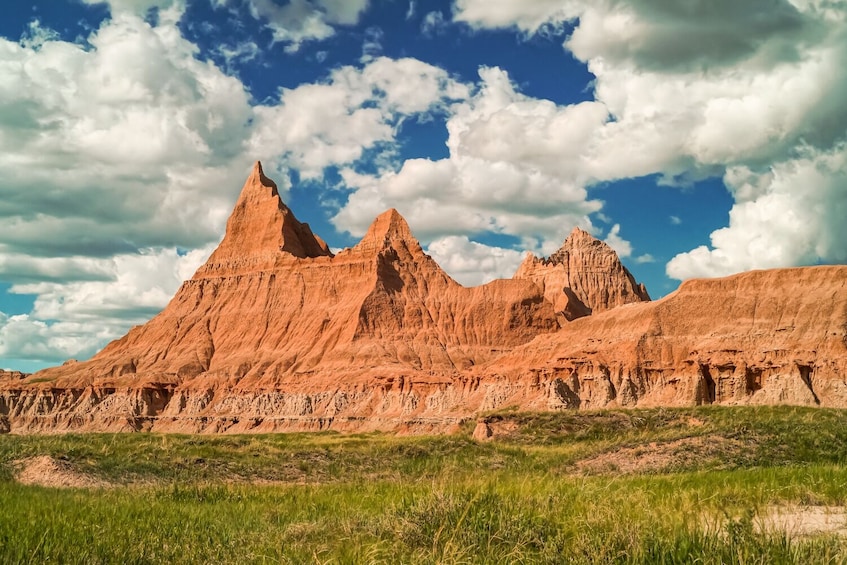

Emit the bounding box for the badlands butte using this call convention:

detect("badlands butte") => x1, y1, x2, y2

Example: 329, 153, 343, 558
1, 162, 846, 434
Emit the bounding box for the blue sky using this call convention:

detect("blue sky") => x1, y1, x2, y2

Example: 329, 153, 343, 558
1, 0, 845, 372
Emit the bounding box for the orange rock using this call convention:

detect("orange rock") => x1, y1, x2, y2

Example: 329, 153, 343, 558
1, 163, 845, 434
514, 227, 650, 321
486, 266, 847, 410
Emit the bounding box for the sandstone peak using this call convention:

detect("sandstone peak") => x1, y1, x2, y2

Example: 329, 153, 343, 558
3, 163, 846, 435
552, 227, 612, 261
354, 208, 420, 252
203, 161, 331, 268
515, 226, 650, 321
249, 160, 278, 196
566, 226, 594, 241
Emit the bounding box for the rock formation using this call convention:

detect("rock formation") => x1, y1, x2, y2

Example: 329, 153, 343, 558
514, 227, 650, 321
1, 163, 845, 434
483, 266, 847, 410
0, 370, 25, 382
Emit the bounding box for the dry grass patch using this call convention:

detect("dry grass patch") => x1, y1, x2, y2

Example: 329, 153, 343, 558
13, 456, 111, 489
574, 435, 750, 474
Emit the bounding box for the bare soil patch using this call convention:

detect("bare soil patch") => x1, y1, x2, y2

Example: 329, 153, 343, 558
575, 435, 749, 474
756, 505, 847, 538
13, 456, 111, 489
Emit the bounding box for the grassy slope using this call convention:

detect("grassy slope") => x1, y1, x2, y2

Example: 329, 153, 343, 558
2, 406, 847, 563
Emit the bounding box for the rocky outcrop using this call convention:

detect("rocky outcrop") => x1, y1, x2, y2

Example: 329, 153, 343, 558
514, 227, 650, 321
206, 161, 332, 267
0, 370, 27, 382
485, 266, 847, 410
0, 163, 845, 434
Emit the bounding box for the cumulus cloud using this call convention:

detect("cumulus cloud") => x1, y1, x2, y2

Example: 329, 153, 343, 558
333, 66, 602, 254
0, 13, 255, 259
426, 236, 525, 287
249, 56, 469, 179
453, 0, 574, 33
232, 0, 369, 52
13, 246, 214, 323
603, 224, 632, 258
454, 0, 847, 280
0, 254, 113, 285
567, 1, 814, 72
1, 245, 213, 363
0, 312, 108, 364
667, 146, 847, 279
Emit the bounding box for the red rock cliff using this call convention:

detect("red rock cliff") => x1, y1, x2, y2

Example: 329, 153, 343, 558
1, 165, 845, 434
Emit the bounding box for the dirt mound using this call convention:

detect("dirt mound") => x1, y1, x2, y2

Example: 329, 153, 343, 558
574, 435, 750, 474
14, 456, 110, 488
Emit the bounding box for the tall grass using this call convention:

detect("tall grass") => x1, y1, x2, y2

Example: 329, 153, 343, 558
1, 406, 847, 563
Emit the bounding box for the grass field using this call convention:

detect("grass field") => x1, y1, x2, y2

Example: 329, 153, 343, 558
2, 406, 847, 563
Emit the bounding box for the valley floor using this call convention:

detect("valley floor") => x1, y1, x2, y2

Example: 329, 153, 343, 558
2, 406, 847, 563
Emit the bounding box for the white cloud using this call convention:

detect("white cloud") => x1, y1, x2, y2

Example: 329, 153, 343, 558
453, 0, 847, 279
0, 311, 109, 364
333, 67, 602, 253
603, 224, 632, 258
426, 236, 525, 286
0, 254, 113, 284
0, 13, 255, 258
421, 11, 446, 36
635, 254, 655, 264
1, 245, 213, 363
249, 56, 469, 179
453, 0, 575, 33
81, 0, 185, 17
239, 0, 369, 52
670, 216, 682, 225
667, 146, 847, 279
12, 246, 214, 322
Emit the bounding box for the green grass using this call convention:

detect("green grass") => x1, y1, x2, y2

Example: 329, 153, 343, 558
2, 406, 847, 563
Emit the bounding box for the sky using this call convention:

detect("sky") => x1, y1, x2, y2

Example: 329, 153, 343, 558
1, 0, 846, 372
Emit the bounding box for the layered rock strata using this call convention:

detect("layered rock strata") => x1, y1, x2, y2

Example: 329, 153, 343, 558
514, 227, 650, 321
1, 163, 845, 434
483, 266, 847, 411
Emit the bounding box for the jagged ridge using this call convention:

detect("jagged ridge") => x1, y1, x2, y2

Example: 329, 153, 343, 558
1, 164, 844, 435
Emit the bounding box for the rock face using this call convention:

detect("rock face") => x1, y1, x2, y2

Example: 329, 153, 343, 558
484, 266, 847, 411
205, 161, 332, 269
0, 370, 26, 382
514, 227, 650, 321
1, 163, 845, 435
